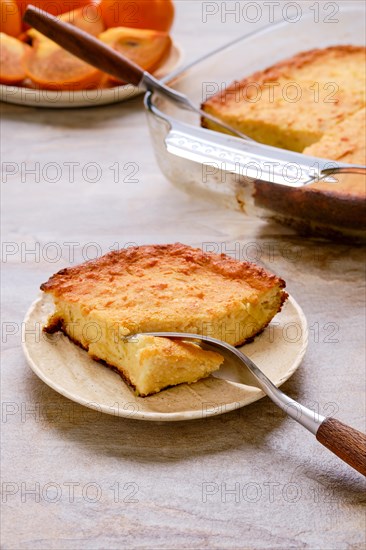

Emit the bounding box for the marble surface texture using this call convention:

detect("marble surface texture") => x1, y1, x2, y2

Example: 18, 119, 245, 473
1, 2, 365, 549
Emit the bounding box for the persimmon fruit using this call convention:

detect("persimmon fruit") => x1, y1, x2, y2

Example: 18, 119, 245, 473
100, 0, 174, 32
0, 0, 21, 37
99, 26, 171, 83
2, 1, 174, 90
0, 31, 31, 83
17, 0, 93, 17
25, 38, 102, 89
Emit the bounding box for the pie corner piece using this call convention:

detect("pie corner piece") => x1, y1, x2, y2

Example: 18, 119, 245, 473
40, 243, 287, 396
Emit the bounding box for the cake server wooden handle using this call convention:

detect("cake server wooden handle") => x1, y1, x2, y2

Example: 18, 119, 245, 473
24, 5, 144, 86
316, 417, 366, 476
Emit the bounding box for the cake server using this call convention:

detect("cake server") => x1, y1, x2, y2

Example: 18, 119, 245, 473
144, 115, 366, 187
24, 6, 366, 187
132, 332, 366, 476
23, 6, 252, 141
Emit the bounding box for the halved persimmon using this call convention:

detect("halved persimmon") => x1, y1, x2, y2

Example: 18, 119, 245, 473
0, 31, 30, 83
100, 0, 174, 32
0, 0, 21, 36
99, 26, 171, 83
25, 38, 102, 90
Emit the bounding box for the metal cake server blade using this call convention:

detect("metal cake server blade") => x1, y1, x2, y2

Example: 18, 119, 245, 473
163, 120, 366, 188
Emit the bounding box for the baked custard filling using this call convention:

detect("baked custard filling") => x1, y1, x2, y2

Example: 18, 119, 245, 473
45, 303, 224, 397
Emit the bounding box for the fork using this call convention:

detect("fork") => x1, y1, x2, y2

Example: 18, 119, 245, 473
23, 5, 253, 141
132, 332, 366, 476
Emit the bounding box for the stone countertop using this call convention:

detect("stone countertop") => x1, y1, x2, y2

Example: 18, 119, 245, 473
1, 2, 365, 549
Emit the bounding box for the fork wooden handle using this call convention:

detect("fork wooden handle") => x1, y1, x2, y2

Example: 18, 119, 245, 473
316, 417, 366, 476
24, 5, 145, 86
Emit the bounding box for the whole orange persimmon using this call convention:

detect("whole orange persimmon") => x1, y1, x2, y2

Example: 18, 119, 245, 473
17, 0, 93, 17
0, 0, 22, 36
100, 0, 174, 32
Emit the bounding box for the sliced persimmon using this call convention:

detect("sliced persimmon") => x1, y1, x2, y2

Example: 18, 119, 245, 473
26, 27, 48, 45
25, 39, 102, 90
18, 0, 94, 30
0, 32, 30, 84
99, 26, 172, 84
17, 0, 92, 18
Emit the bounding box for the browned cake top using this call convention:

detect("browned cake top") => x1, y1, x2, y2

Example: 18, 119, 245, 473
41, 243, 285, 325
207, 45, 366, 106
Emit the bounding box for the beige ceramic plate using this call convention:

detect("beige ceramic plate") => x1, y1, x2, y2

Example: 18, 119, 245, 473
0, 43, 181, 109
22, 293, 308, 421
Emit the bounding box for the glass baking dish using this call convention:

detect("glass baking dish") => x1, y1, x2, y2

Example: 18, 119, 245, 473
144, 1, 365, 241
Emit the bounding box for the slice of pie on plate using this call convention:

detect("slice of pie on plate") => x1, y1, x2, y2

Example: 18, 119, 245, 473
41, 243, 287, 396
